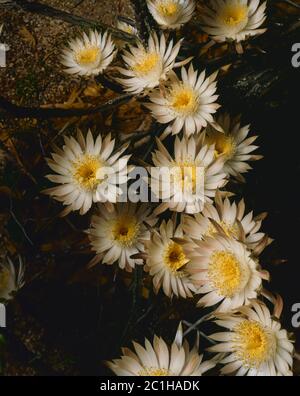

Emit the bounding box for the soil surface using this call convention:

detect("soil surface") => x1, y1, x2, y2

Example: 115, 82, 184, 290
0, 1, 133, 106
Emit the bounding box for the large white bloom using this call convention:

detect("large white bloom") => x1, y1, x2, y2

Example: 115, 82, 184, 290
87, 203, 157, 272
146, 0, 195, 30
183, 192, 272, 252
0, 257, 25, 301
144, 220, 197, 298
61, 30, 117, 76
208, 301, 294, 376
200, 0, 267, 43
203, 113, 262, 182
185, 235, 264, 312
150, 135, 227, 214
108, 323, 215, 376
116, 33, 188, 94
146, 65, 221, 136
45, 130, 131, 216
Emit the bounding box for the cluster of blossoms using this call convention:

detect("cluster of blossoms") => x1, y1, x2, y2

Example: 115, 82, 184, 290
2, 0, 294, 377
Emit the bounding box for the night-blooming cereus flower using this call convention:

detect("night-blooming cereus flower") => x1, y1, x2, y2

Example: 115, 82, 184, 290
146, 0, 195, 30
87, 203, 157, 272
116, 33, 188, 94
208, 301, 294, 376
0, 256, 25, 301
107, 322, 215, 376
185, 235, 264, 312
150, 136, 227, 214
44, 130, 131, 216
200, 0, 267, 43
146, 65, 221, 136
183, 192, 272, 252
144, 220, 197, 298
203, 113, 262, 182
61, 30, 117, 76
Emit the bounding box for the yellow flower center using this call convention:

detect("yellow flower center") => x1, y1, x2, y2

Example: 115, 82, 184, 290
73, 155, 102, 190
220, 4, 248, 26
206, 132, 236, 160
233, 320, 275, 368
123, 25, 135, 34
158, 1, 179, 17
171, 87, 197, 115
208, 250, 243, 297
132, 52, 160, 75
206, 220, 238, 238
75, 47, 100, 65
112, 216, 140, 247
173, 161, 204, 195
139, 367, 170, 376
0, 267, 10, 290
164, 242, 188, 272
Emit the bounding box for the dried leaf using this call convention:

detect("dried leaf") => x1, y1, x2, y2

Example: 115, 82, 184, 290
19, 26, 36, 48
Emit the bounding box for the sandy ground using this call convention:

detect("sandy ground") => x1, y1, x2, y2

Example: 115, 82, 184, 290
0, 0, 133, 105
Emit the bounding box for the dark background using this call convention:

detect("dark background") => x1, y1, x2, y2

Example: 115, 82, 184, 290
0, 1, 299, 376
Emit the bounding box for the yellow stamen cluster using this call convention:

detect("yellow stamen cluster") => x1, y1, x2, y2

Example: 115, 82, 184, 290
171, 86, 197, 115
173, 161, 204, 194
158, 1, 179, 17
139, 367, 170, 376
220, 5, 248, 26
206, 132, 236, 160
73, 155, 102, 190
233, 320, 275, 368
75, 47, 100, 65
132, 52, 160, 75
208, 250, 242, 297
164, 242, 188, 272
112, 216, 140, 247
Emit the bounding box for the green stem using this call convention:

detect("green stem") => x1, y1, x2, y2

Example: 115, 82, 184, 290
183, 313, 213, 337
